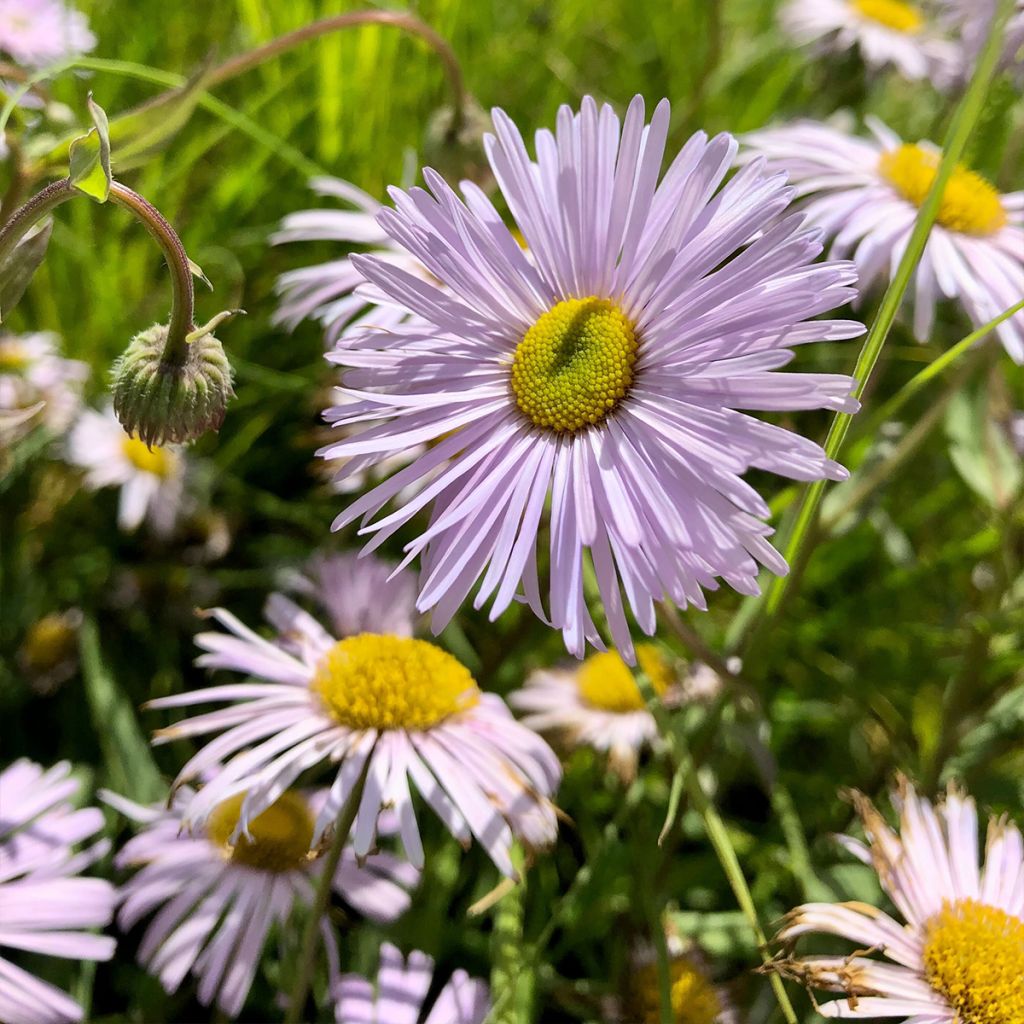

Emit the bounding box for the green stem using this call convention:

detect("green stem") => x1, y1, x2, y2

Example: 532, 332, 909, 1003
284, 757, 371, 1024
490, 845, 530, 1024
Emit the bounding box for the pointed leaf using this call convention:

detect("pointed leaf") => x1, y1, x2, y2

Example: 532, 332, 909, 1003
0, 220, 51, 322
68, 94, 112, 202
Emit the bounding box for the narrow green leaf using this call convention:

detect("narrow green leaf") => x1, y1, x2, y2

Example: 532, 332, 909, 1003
0, 220, 51, 322
68, 95, 112, 202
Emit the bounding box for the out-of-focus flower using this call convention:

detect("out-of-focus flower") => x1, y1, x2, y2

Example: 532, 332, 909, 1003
0, 333, 87, 444
773, 778, 1023, 1021
625, 939, 735, 1024
147, 604, 561, 878
0, 759, 116, 1024
940, 0, 1024, 80
0, 0, 94, 67
17, 609, 82, 694
510, 644, 717, 781
103, 786, 418, 1021
333, 942, 489, 1024
743, 118, 1024, 362
780, 0, 959, 83
1010, 411, 1024, 454
66, 405, 186, 536
321, 96, 862, 661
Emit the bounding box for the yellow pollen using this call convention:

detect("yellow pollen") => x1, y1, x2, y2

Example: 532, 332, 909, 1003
878, 145, 1007, 236
922, 898, 1024, 1024
207, 791, 314, 873
311, 634, 479, 731
511, 297, 638, 433
576, 644, 674, 714
633, 957, 724, 1024
851, 0, 923, 32
121, 435, 174, 478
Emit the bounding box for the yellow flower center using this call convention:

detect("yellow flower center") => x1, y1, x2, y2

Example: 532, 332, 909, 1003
851, 0, 923, 32
0, 343, 28, 372
922, 898, 1024, 1024
311, 634, 479, 731
207, 791, 314, 873
120, 436, 174, 478
878, 145, 1008, 237
576, 644, 674, 714
633, 958, 724, 1024
20, 614, 77, 672
511, 297, 638, 433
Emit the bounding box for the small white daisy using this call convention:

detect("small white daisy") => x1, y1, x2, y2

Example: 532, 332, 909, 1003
940, 0, 1024, 80
103, 785, 418, 1020
0, 759, 116, 1024
66, 405, 186, 535
774, 778, 1023, 1021
780, 0, 959, 82
743, 117, 1024, 362
0, 0, 94, 68
333, 942, 489, 1024
0, 333, 87, 444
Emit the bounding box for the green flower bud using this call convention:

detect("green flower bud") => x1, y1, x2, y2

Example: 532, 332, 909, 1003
111, 322, 234, 447
423, 98, 493, 189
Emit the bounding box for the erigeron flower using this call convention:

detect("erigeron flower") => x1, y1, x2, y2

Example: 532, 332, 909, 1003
0, 0, 94, 67
780, 0, 959, 83
940, 0, 1024, 79
0, 333, 87, 444
103, 786, 418, 1020
333, 942, 489, 1024
322, 95, 862, 662
743, 118, 1024, 362
625, 940, 735, 1024
147, 602, 561, 879
66, 405, 186, 535
773, 778, 1023, 1022
0, 759, 116, 1024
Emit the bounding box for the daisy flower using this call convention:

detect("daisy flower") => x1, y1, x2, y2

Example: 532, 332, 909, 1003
0, 333, 87, 444
0, 759, 116, 1024
743, 118, 1024, 362
321, 95, 862, 661
333, 942, 489, 1024
940, 0, 1024, 79
510, 643, 713, 781
103, 785, 418, 1020
780, 0, 959, 82
0, 0, 94, 67
66, 405, 186, 535
625, 939, 735, 1024
773, 778, 1023, 1021
147, 604, 561, 878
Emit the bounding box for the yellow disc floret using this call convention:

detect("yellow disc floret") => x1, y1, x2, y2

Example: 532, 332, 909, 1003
511, 297, 639, 433
632, 956, 724, 1024
207, 790, 314, 873
121, 435, 174, 478
312, 633, 479, 731
851, 0, 923, 32
922, 898, 1024, 1024
0, 343, 29, 372
576, 643, 674, 714
879, 144, 1007, 236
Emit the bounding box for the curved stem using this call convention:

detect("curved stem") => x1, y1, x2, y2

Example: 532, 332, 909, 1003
0, 177, 75, 263
206, 11, 467, 133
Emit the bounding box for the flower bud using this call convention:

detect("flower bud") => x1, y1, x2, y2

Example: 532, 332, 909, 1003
423, 98, 493, 189
111, 322, 234, 446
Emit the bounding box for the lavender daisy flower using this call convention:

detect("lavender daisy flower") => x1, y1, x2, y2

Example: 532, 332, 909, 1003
743, 118, 1024, 362
147, 604, 561, 878
103, 785, 418, 1020
66, 406, 186, 535
0, 0, 94, 67
321, 96, 862, 661
0, 759, 116, 1024
773, 778, 1023, 1021
780, 0, 959, 83
333, 942, 489, 1024
625, 939, 736, 1024
940, 0, 1024, 79
0, 333, 87, 444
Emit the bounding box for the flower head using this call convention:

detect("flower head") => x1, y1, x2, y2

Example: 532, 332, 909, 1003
0, 0, 94, 67
333, 942, 489, 1024
743, 118, 1024, 362
66, 405, 186, 535
773, 778, 1023, 1022
321, 96, 862, 661
940, 0, 1024, 80
148, 599, 561, 878
626, 941, 735, 1024
103, 785, 418, 1020
0, 759, 116, 1024
780, 0, 959, 82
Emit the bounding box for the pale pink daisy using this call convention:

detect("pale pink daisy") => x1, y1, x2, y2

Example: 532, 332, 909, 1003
625, 938, 736, 1024
147, 605, 561, 878
66, 405, 186, 535
102, 785, 418, 1020
0, 759, 116, 1024
333, 942, 489, 1024
774, 778, 1023, 1021
940, 0, 1024, 79
780, 0, 959, 83
0, 0, 94, 67
321, 96, 862, 661
743, 118, 1024, 362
